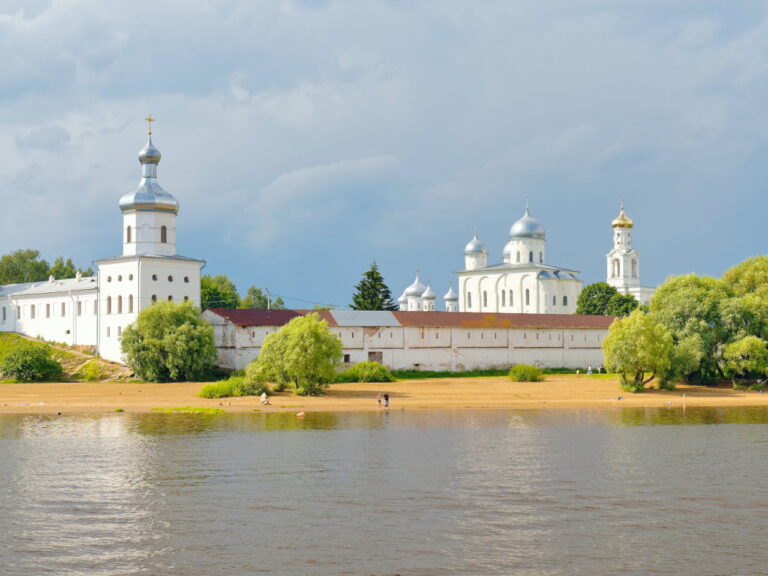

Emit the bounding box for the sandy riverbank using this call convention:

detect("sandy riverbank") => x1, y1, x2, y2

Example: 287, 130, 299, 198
1, 375, 767, 414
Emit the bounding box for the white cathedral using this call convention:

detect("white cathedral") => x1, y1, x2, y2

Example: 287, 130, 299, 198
0, 125, 202, 363
399, 201, 653, 312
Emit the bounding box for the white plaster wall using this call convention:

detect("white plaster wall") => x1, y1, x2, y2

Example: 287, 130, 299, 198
122, 211, 177, 256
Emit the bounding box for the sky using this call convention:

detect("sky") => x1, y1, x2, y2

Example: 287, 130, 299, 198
2, 0, 768, 309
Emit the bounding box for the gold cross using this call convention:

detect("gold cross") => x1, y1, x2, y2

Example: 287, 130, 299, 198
145, 114, 155, 135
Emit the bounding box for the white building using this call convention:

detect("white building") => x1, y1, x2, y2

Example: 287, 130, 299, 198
204, 308, 612, 371
605, 201, 654, 305
457, 204, 582, 314
0, 126, 203, 363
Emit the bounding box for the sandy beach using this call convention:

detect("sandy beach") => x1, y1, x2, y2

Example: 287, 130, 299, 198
1, 374, 767, 414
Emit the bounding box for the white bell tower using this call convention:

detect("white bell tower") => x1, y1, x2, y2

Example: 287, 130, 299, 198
606, 200, 640, 293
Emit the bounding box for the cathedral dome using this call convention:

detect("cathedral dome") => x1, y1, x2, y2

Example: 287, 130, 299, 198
119, 135, 179, 214
397, 291, 407, 305
464, 234, 487, 254
611, 201, 634, 228
405, 273, 426, 297
509, 207, 545, 240
421, 285, 436, 300
443, 286, 458, 302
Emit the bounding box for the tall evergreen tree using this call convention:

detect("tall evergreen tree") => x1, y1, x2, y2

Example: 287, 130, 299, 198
351, 262, 397, 311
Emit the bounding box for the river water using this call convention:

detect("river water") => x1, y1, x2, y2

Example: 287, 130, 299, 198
1, 407, 767, 575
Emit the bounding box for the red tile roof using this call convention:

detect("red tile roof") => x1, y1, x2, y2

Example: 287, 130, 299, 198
206, 308, 614, 329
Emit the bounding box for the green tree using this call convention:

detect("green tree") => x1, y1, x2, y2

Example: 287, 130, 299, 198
1, 342, 62, 381
121, 301, 216, 382
576, 282, 618, 315
649, 274, 733, 383
240, 286, 285, 310
351, 261, 397, 311
201, 274, 240, 309
605, 293, 639, 317
49, 256, 93, 279
0, 249, 50, 284
722, 255, 768, 298
722, 335, 768, 385
246, 313, 342, 396
602, 309, 674, 392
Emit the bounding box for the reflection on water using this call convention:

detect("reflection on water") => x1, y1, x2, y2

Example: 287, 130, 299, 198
0, 407, 767, 575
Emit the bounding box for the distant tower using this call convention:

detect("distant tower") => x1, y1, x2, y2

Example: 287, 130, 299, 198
421, 284, 436, 311
464, 233, 488, 270
503, 201, 546, 265
606, 200, 639, 294
404, 272, 426, 311
444, 285, 458, 312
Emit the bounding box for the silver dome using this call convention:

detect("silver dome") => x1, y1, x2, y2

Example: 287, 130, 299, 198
509, 207, 545, 240
405, 273, 426, 297
119, 135, 179, 214
421, 285, 436, 300
443, 286, 458, 301
464, 234, 487, 254
397, 291, 407, 304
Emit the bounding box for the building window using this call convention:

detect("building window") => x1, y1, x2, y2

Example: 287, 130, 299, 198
563, 296, 568, 306
16, 306, 21, 319
482, 291, 487, 307
467, 293, 472, 309
93, 301, 98, 315
502, 291, 506, 307
77, 301, 82, 316
129, 295, 134, 313
152, 274, 158, 281
539, 252, 543, 263
525, 289, 530, 306
168, 295, 173, 301
632, 259, 638, 278
343, 354, 351, 363
612, 259, 620, 278
117, 326, 122, 337
516, 251, 520, 263
61, 303, 65, 316
107, 296, 112, 314
129, 274, 134, 281
30, 305, 35, 319
151, 295, 157, 303
107, 327, 110, 337
46, 303, 50, 318
184, 276, 190, 283
529, 251, 533, 263
552, 295, 556, 306
118, 296, 123, 314
509, 290, 514, 306
1, 307, 5, 322
183, 296, 189, 301
168, 275, 173, 282
126, 226, 131, 243
107, 276, 112, 282
161, 226, 167, 243
118, 275, 122, 282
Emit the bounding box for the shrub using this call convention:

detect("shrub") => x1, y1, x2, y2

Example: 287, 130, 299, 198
75, 360, 106, 382
1, 343, 63, 381
198, 375, 266, 399
339, 361, 394, 383
508, 364, 544, 382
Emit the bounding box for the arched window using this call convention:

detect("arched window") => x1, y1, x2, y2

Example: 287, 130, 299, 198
61, 303, 65, 316
45, 304, 50, 318
509, 290, 513, 306
467, 293, 472, 309
632, 259, 638, 278
525, 289, 530, 306
117, 295, 123, 314
126, 226, 132, 243
539, 252, 543, 263
107, 296, 112, 314
502, 291, 506, 307
129, 295, 134, 313
482, 291, 487, 308
563, 295, 568, 306
184, 296, 189, 302
167, 295, 173, 302
516, 251, 520, 263
77, 301, 82, 316
151, 295, 157, 303
529, 251, 533, 263
552, 295, 556, 306
161, 226, 167, 243
612, 259, 620, 278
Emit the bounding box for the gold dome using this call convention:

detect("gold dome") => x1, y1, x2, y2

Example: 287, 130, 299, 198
611, 200, 634, 228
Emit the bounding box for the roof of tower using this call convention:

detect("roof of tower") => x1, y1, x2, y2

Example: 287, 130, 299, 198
119, 124, 179, 214
421, 285, 436, 300
509, 204, 545, 240
443, 286, 458, 301
464, 234, 488, 254
611, 200, 634, 228
404, 272, 427, 297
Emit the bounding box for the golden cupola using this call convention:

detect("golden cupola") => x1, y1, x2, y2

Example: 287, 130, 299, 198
611, 200, 634, 229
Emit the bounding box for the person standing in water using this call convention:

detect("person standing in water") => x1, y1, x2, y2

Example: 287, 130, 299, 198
376, 392, 382, 410
383, 393, 389, 410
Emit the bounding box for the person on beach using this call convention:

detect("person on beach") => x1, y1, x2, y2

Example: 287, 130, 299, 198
376, 392, 382, 410
383, 393, 389, 410
260, 392, 270, 405
587, 365, 593, 375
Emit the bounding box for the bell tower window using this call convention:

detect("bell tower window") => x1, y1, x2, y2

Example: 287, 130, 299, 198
161, 226, 167, 243
529, 251, 533, 263
126, 226, 132, 243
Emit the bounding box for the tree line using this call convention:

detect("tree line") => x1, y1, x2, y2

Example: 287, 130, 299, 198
0, 249, 93, 284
